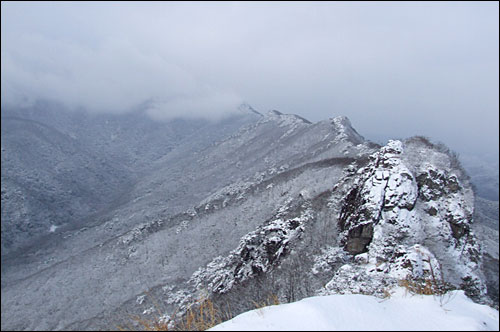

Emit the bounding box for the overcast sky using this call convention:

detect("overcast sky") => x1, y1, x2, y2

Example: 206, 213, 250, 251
1, 1, 498, 158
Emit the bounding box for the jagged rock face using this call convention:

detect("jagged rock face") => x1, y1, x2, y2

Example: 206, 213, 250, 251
416, 166, 469, 239
190, 199, 313, 295
324, 140, 485, 300
344, 223, 373, 255
338, 141, 418, 255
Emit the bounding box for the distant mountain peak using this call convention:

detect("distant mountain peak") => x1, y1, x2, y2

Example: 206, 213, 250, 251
310, 115, 364, 145
264, 109, 312, 125
238, 102, 262, 116
331, 115, 351, 127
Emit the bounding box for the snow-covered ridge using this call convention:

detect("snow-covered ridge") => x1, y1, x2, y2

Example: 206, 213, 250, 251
237, 103, 262, 116
331, 115, 356, 140
263, 110, 312, 125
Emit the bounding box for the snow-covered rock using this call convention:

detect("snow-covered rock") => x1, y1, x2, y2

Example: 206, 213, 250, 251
324, 139, 486, 300
190, 200, 314, 294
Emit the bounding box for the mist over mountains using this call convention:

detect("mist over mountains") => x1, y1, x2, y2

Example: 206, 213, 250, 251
2, 2, 499, 158
1, 102, 498, 330
1, 3, 498, 330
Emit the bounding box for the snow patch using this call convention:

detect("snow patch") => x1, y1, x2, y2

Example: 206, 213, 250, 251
210, 289, 499, 331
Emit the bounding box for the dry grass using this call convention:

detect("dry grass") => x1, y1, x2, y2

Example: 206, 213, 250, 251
399, 278, 439, 295
118, 315, 173, 331
382, 288, 392, 299
398, 275, 457, 308
119, 293, 281, 331
177, 298, 229, 331
119, 298, 231, 331
398, 273, 451, 297
399, 253, 454, 298
251, 294, 280, 309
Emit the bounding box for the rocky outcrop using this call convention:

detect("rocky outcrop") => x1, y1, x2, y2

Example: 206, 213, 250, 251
190, 198, 313, 295
322, 140, 486, 301
338, 141, 418, 255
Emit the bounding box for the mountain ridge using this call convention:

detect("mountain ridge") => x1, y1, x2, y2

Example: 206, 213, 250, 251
1, 103, 498, 330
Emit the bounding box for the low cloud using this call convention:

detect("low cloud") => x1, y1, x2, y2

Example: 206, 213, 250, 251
146, 90, 242, 121
1, 2, 498, 156
1, 30, 241, 119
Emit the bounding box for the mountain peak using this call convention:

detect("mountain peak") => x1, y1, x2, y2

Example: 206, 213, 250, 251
312, 115, 364, 144
331, 115, 352, 127
264, 109, 312, 125
238, 103, 262, 116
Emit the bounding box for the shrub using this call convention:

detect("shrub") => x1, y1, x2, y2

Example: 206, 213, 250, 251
119, 296, 235, 331
251, 294, 280, 309
399, 277, 441, 295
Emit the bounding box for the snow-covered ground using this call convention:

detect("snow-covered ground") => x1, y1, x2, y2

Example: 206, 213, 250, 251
210, 288, 499, 331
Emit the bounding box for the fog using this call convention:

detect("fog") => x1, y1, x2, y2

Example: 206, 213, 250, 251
1, 2, 498, 157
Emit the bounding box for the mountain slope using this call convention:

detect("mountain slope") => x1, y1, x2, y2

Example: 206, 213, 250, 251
1, 116, 132, 255
1, 102, 261, 258
0, 106, 497, 330
1, 107, 376, 330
